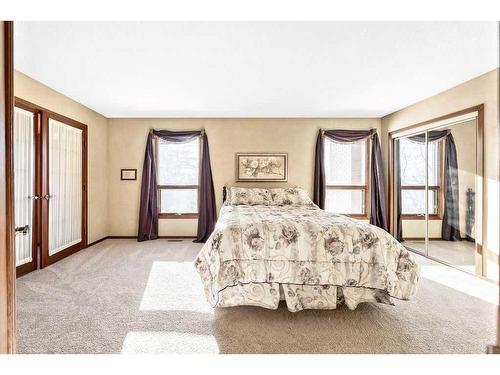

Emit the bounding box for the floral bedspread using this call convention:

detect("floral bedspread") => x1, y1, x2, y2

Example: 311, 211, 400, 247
194, 204, 419, 311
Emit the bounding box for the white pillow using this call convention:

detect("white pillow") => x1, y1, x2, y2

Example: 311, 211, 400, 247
269, 187, 314, 206
228, 187, 272, 206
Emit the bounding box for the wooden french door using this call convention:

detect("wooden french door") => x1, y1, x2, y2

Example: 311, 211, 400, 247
14, 99, 87, 276
40, 111, 87, 267
13, 104, 38, 276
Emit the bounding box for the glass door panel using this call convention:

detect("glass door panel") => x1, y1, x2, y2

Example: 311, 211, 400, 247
42, 115, 86, 266
13, 107, 37, 273
48, 118, 83, 255
396, 132, 428, 254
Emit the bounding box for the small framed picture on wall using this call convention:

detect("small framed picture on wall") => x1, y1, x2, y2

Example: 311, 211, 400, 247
121, 169, 137, 180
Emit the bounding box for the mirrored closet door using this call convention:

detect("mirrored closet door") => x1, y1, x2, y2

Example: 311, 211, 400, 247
391, 107, 483, 276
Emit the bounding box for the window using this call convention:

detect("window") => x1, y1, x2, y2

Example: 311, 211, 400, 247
399, 137, 443, 218
157, 136, 200, 218
324, 138, 369, 217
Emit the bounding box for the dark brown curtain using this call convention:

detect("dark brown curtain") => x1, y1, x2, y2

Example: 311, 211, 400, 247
396, 130, 460, 242
323, 129, 374, 143
370, 133, 388, 231
194, 135, 217, 243
394, 139, 403, 241
137, 130, 216, 243
138, 132, 158, 241
408, 130, 448, 143
313, 131, 326, 208
442, 134, 461, 241
313, 129, 388, 231
153, 129, 200, 143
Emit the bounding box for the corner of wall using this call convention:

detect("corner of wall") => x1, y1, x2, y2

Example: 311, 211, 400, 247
104, 116, 111, 240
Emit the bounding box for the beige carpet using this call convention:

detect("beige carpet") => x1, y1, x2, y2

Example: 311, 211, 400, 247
16, 239, 497, 354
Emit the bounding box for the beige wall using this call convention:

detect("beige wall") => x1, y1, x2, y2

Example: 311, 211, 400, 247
107, 118, 380, 236
14, 71, 109, 243
381, 68, 499, 281
453, 120, 477, 237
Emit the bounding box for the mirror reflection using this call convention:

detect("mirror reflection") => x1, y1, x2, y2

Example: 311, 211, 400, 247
395, 118, 477, 274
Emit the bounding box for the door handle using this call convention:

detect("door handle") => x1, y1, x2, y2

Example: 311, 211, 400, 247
43, 194, 53, 200
15, 225, 29, 235
28, 195, 40, 200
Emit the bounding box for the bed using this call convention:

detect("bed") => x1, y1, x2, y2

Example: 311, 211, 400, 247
194, 187, 419, 312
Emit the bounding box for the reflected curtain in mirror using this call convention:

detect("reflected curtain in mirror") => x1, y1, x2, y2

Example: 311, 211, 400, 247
395, 130, 461, 241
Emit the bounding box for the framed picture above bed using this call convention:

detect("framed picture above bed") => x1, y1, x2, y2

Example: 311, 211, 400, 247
236, 153, 288, 182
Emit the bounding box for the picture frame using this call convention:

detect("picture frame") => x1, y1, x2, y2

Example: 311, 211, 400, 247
235, 153, 288, 182
121, 169, 137, 180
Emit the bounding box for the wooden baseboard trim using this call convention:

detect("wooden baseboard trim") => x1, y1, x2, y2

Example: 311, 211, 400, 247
105, 235, 197, 240
87, 236, 109, 247
487, 345, 500, 354
402, 237, 471, 241
160, 236, 196, 239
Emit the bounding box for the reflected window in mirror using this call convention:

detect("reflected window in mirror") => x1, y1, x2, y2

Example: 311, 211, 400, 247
399, 137, 443, 219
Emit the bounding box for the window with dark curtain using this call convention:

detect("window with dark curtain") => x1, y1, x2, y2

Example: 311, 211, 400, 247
156, 136, 200, 218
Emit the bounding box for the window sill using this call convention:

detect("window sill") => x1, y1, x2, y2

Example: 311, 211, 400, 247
159, 213, 199, 219
401, 215, 442, 220
345, 214, 368, 220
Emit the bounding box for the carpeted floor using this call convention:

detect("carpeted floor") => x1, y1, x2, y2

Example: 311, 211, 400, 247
16, 239, 498, 354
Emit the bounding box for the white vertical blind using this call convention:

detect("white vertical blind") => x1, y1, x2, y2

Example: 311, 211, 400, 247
48, 118, 83, 256
14, 107, 35, 266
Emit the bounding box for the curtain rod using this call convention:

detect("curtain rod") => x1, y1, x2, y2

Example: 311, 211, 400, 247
320, 127, 378, 135
149, 128, 205, 135
320, 127, 377, 132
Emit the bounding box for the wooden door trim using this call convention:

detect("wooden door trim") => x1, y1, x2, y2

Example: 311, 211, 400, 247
2, 20, 16, 354
14, 97, 87, 130
387, 105, 482, 138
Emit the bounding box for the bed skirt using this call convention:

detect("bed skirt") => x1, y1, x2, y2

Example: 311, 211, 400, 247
215, 282, 394, 312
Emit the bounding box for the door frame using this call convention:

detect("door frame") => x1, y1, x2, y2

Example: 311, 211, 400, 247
15, 97, 88, 269
388, 104, 485, 277
2, 20, 16, 354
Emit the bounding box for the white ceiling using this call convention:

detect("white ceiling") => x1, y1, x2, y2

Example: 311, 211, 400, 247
14, 21, 499, 118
